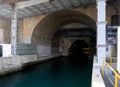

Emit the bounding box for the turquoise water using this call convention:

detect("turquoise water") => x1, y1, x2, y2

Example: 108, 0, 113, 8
0, 56, 93, 87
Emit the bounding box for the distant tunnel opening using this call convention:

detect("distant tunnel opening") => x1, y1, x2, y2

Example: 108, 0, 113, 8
68, 40, 89, 63
51, 27, 96, 60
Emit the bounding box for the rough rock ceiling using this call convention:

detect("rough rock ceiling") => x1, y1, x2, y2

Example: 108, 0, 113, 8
0, 0, 118, 19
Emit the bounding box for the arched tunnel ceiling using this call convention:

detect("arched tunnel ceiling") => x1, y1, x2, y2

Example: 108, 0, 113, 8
0, 0, 118, 18
31, 10, 96, 45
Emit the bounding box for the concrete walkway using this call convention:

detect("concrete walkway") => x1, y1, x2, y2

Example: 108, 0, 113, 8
92, 56, 105, 87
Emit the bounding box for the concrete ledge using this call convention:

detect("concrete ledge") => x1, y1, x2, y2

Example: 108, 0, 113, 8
0, 54, 62, 76
92, 56, 105, 87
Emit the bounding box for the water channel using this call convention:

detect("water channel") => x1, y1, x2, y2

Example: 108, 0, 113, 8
0, 55, 93, 87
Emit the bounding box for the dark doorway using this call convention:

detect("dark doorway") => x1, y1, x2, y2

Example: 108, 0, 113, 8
68, 40, 89, 63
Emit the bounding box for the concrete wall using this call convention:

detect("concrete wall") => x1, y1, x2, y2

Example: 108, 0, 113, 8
0, 18, 11, 44
0, 18, 24, 44
17, 20, 24, 43
23, 16, 45, 43
16, 44, 37, 55
37, 45, 51, 57
0, 54, 61, 76
0, 55, 37, 75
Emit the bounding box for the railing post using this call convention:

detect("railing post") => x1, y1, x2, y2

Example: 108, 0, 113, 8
115, 75, 118, 87
102, 60, 104, 78
110, 57, 112, 66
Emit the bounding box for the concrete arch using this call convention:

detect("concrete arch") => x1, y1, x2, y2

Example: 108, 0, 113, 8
31, 10, 96, 45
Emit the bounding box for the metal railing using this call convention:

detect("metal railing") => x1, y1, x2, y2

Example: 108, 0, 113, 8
102, 60, 120, 87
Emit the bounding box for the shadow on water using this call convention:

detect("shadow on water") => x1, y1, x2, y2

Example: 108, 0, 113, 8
68, 53, 89, 64
49, 52, 93, 87
50, 58, 63, 79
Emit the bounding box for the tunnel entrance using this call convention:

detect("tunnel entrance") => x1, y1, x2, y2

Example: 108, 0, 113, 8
68, 40, 89, 63
31, 10, 96, 59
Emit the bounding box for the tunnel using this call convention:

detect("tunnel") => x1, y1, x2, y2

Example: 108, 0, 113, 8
31, 10, 96, 60
68, 40, 89, 63
51, 27, 96, 60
